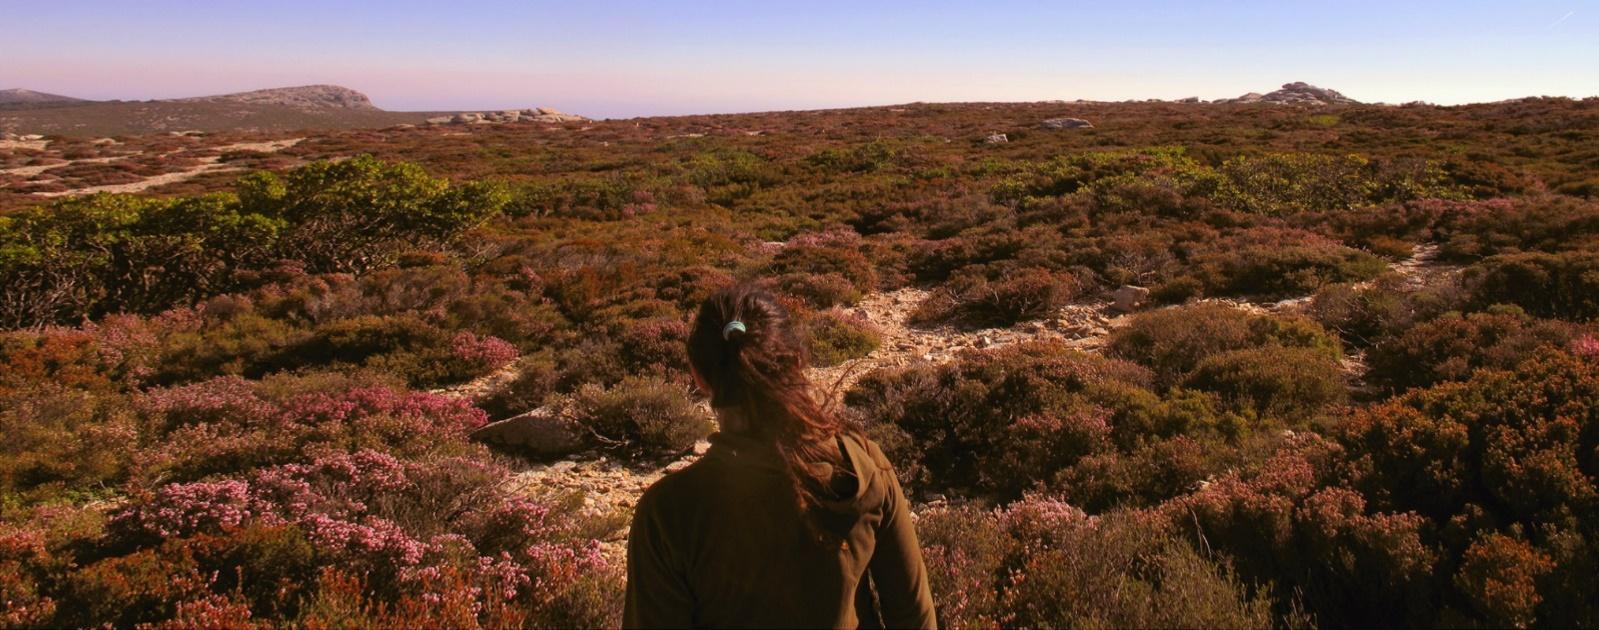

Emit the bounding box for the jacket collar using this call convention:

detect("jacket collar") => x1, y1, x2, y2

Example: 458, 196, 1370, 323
703, 431, 788, 473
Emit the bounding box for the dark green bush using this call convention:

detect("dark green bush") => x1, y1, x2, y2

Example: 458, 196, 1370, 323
910, 265, 1078, 327
476, 353, 559, 420
845, 342, 1154, 499
554, 376, 713, 458
1109, 303, 1341, 387
1464, 251, 1599, 320
1183, 346, 1347, 420
805, 309, 881, 367
1365, 308, 1579, 391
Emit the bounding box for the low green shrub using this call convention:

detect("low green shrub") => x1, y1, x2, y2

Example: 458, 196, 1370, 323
1182, 346, 1347, 420
805, 309, 882, 367
1109, 303, 1341, 387
554, 376, 714, 458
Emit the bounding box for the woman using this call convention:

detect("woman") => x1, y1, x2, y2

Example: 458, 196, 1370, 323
624, 283, 937, 629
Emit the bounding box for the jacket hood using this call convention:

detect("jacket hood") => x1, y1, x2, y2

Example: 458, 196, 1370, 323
702, 430, 887, 516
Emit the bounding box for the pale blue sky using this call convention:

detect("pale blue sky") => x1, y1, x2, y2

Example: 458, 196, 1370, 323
2, 1, 1594, 118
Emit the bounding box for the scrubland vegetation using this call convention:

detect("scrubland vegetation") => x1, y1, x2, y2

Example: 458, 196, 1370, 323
3, 96, 1598, 627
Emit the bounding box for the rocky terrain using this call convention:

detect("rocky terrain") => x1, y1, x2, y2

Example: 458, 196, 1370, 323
172, 84, 378, 110
1223, 81, 1360, 105
425, 107, 588, 126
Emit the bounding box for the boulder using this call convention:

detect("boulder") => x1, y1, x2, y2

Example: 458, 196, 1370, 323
1110, 285, 1150, 313
425, 115, 453, 125
1041, 117, 1093, 130
470, 407, 588, 459
984, 133, 1009, 144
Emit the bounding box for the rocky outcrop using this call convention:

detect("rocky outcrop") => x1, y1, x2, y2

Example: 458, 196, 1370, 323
425, 107, 587, 126
984, 133, 1009, 144
1042, 117, 1093, 130
174, 85, 379, 110
470, 407, 589, 460
1224, 82, 1359, 106
1110, 285, 1151, 313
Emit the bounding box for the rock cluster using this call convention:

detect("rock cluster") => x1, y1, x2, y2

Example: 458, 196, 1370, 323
1041, 117, 1094, 130
425, 107, 587, 126
984, 133, 1009, 144
1224, 82, 1359, 106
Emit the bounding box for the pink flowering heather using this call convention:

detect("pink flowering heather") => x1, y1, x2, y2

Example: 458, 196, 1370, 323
279, 386, 487, 431
300, 513, 432, 566
1571, 334, 1599, 359
138, 376, 277, 428
112, 479, 252, 539
451, 331, 520, 372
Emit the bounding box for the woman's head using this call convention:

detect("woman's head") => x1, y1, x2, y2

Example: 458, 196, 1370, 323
687, 282, 851, 519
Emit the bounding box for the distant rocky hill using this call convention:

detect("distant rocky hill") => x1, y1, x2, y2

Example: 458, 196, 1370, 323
172, 85, 378, 111
0, 84, 585, 137
0, 88, 91, 111
1223, 82, 1359, 105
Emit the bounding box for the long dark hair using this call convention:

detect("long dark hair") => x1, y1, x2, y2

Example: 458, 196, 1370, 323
687, 282, 856, 531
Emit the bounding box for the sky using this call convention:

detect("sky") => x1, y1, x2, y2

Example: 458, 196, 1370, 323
2, 1, 1595, 119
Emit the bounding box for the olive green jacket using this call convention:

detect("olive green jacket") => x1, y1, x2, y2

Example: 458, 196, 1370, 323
624, 430, 937, 629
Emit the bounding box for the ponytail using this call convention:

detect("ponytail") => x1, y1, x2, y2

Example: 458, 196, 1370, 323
687, 282, 855, 540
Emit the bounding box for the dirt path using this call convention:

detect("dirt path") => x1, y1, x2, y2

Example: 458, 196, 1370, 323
29, 138, 304, 197
474, 243, 1451, 555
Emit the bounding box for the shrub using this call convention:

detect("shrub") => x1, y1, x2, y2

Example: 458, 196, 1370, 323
764, 241, 878, 296
845, 342, 1153, 499
910, 265, 1078, 327
476, 353, 559, 420
1304, 274, 1468, 348
239, 155, 509, 274
1108, 303, 1341, 387
917, 499, 1278, 629
776, 272, 862, 308
1454, 533, 1554, 628
1182, 346, 1347, 420
1464, 250, 1599, 320
0, 383, 137, 504
1365, 308, 1579, 391
553, 376, 713, 458
1186, 228, 1388, 298
1003, 510, 1276, 629
805, 309, 882, 367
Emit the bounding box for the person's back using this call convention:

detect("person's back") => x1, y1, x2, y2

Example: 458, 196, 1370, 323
623, 283, 937, 629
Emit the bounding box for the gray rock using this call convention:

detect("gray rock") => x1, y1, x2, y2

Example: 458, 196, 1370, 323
1220, 82, 1359, 106
1041, 117, 1093, 130
1110, 285, 1150, 313
983, 133, 1008, 144
470, 408, 588, 459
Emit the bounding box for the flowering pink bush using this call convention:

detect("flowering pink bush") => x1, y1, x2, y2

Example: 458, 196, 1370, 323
1572, 334, 1599, 359
450, 331, 519, 372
